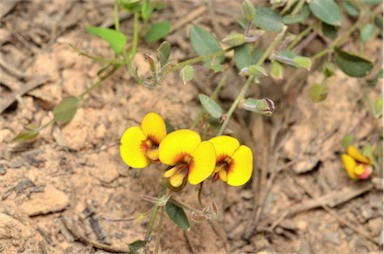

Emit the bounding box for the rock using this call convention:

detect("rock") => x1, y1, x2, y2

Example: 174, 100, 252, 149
322, 232, 340, 245
367, 217, 382, 237
0, 213, 32, 252
0, 163, 6, 175
88, 153, 120, 183
20, 186, 70, 216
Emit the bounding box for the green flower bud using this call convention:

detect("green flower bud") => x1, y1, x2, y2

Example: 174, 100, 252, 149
240, 98, 275, 116
242, 0, 255, 22
222, 33, 247, 47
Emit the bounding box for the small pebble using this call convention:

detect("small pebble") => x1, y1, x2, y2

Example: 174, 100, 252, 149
0, 164, 6, 175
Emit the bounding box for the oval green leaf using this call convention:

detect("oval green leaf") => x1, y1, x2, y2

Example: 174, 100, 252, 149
321, 23, 338, 39
128, 240, 147, 254
283, 4, 310, 24
180, 65, 194, 84
158, 41, 171, 67
53, 96, 80, 124
165, 201, 190, 230
189, 25, 224, 63
334, 47, 374, 77
253, 6, 283, 32
234, 44, 253, 70
12, 128, 40, 143
342, 0, 360, 17
373, 95, 383, 118
86, 26, 127, 53
360, 24, 375, 42
271, 60, 284, 79
198, 94, 223, 118
309, 83, 327, 102
293, 56, 311, 70
309, 0, 341, 26
145, 21, 172, 42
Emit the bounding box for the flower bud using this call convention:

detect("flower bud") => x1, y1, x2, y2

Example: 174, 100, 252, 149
242, 0, 255, 22
222, 33, 247, 47
240, 98, 275, 116
239, 65, 268, 78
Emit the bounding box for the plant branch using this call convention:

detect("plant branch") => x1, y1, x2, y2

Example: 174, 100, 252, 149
145, 185, 167, 241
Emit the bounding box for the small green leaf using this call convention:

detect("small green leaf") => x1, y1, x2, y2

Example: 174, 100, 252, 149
309, 0, 341, 26
128, 240, 147, 254
141, 0, 153, 22
374, 15, 383, 30
271, 60, 284, 79
180, 65, 194, 84
12, 128, 40, 143
165, 201, 190, 230
145, 21, 172, 42
198, 94, 223, 118
321, 23, 338, 39
234, 44, 252, 70
341, 133, 354, 149
119, 0, 141, 12
342, 0, 360, 17
361, 0, 382, 5
334, 47, 374, 77
283, 4, 310, 24
86, 26, 127, 53
322, 62, 336, 78
53, 96, 80, 124
189, 25, 224, 63
253, 6, 283, 32
309, 83, 327, 102
204, 60, 223, 72
157, 41, 171, 67
293, 56, 311, 70
360, 24, 376, 42
373, 95, 383, 118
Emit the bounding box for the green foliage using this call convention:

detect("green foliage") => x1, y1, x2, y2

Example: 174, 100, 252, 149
53, 96, 80, 124
341, 133, 354, 149
12, 128, 40, 143
373, 95, 383, 118
334, 47, 374, 77
321, 23, 338, 39
145, 21, 172, 42
360, 24, 376, 42
141, 0, 153, 22
342, 0, 359, 17
189, 25, 224, 63
253, 6, 283, 32
282, 4, 309, 25
309, 84, 327, 102
309, 0, 341, 26
271, 61, 284, 79
198, 94, 223, 118
128, 240, 147, 254
86, 26, 127, 53
165, 201, 190, 230
158, 41, 171, 67
180, 65, 194, 84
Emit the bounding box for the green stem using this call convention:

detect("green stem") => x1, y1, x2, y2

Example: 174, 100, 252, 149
290, 0, 305, 16
287, 24, 314, 50
217, 27, 287, 136
154, 206, 165, 253
70, 44, 127, 65
145, 185, 167, 241
312, 18, 361, 60
78, 64, 120, 99
128, 12, 140, 63
217, 76, 253, 135
114, 0, 120, 32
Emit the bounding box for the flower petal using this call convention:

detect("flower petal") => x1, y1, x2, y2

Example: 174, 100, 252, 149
141, 112, 167, 144
188, 141, 216, 185
347, 145, 372, 165
159, 129, 201, 165
209, 136, 240, 160
120, 127, 150, 168
341, 154, 357, 179
227, 145, 253, 186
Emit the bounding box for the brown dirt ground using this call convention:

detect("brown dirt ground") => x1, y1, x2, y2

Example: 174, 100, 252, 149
0, 1, 382, 254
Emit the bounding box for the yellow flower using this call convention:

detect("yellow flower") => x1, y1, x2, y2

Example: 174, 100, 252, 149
209, 136, 253, 186
120, 112, 166, 168
341, 145, 373, 180
159, 129, 216, 189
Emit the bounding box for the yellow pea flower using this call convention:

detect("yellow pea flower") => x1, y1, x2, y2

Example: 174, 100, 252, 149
341, 145, 373, 180
120, 112, 166, 168
209, 136, 253, 186
159, 129, 216, 189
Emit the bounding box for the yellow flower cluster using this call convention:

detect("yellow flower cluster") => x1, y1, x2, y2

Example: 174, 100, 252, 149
120, 112, 253, 189
341, 145, 373, 180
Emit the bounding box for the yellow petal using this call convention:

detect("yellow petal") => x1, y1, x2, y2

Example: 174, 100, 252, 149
188, 141, 216, 185
347, 145, 372, 165
219, 168, 228, 182
146, 147, 159, 161
209, 136, 240, 160
141, 112, 167, 144
170, 172, 185, 187
354, 164, 365, 176
227, 145, 253, 186
120, 127, 150, 168
164, 166, 177, 178
159, 129, 201, 166
341, 154, 358, 179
